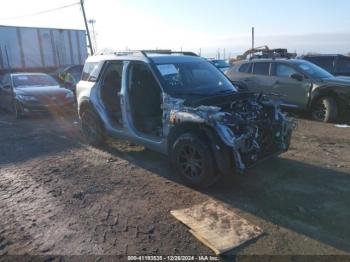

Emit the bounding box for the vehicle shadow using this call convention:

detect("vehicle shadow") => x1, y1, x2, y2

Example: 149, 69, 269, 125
102, 143, 350, 254
0, 111, 80, 165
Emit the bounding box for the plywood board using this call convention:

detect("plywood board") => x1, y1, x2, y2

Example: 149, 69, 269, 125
171, 200, 263, 255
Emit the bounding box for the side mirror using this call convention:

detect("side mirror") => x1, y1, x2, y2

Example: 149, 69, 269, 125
290, 73, 304, 81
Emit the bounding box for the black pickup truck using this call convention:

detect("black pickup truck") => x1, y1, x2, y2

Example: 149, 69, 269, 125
300, 54, 350, 77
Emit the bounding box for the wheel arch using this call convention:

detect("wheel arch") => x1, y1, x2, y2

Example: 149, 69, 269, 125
167, 122, 207, 156
310, 87, 341, 108
78, 98, 94, 117
167, 122, 234, 176
78, 99, 106, 131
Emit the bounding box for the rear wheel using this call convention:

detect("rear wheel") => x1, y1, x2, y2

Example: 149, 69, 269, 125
311, 97, 338, 123
81, 109, 105, 146
171, 133, 218, 188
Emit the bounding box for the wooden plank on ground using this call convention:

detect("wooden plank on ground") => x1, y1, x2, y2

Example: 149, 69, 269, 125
171, 200, 263, 255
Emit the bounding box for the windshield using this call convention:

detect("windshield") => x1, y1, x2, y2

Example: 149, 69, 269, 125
13, 74, 58, 88
296, 60, 334, 79
211, 60, 230, 68
156, 61, 237, 95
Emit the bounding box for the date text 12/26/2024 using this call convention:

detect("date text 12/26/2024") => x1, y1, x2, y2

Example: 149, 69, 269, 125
127, 255, 220, 261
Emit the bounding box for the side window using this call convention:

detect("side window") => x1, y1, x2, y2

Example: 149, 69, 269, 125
253, 62, 270, 76
274, 63, 298, 77
81, 62, 101, 82
238, 63, 252, 73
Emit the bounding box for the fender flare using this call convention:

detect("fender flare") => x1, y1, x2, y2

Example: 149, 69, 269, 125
78, 98, 106, 130
309, 87, 341, 108
78, 98, 94, 117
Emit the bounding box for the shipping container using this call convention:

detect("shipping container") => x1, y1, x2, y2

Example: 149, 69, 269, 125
0, 25, 88, 73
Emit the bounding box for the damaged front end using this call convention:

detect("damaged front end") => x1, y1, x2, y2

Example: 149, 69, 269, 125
163, 92, 294, 174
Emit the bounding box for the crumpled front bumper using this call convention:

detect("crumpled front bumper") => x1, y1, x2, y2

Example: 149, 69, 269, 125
214, 117, 294, 173
18, 99, 75, 115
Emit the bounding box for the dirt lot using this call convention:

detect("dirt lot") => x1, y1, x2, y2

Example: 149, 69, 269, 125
1, 110, 350, 260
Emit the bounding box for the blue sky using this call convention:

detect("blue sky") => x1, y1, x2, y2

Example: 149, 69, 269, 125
1, 0, 350, 57
118, 0, 350, 35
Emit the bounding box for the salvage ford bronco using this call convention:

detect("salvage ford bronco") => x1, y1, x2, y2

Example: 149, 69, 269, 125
76, 51, 294, 188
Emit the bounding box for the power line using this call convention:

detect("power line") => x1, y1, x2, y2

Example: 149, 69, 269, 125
0, 2, 80, 21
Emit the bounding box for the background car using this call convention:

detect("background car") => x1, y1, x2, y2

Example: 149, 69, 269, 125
208, 59, 231, 73
300, 54, 350, 77
226, 58, 350, 122
0, 73, 75, 119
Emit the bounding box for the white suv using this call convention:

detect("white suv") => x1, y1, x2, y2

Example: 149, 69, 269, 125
76, 50, 294, 188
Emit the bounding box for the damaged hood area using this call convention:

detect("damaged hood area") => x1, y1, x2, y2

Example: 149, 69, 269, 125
163, 92, 295, 172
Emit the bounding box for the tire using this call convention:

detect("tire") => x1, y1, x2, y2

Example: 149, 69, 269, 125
13, 100, 23, 119
171, 133, 218, 188
311, 97, 338, 123
81, 109, 105, 146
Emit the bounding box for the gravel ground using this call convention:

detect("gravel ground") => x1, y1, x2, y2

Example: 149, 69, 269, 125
1, 111, 350, 260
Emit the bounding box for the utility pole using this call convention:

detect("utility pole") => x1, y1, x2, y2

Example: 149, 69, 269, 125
80, 0, 94, 55
4, 45, 15, 99
88, 19, 97, 53
4, 45, 11, 72
252, 27, 255, 50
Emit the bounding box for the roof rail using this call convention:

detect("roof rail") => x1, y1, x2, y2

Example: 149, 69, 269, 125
141, 50, 199, 57
94, 49, 199, 58
114, 51, 144, 57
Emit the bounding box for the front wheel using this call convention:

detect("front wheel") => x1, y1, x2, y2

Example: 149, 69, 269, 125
13, 100, 23, 119
171, 133, 218, 188
81, 109, 105, 146
311, 97, 338, 123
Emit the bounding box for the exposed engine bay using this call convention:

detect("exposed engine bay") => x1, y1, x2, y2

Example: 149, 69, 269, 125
163, 92, 294, 172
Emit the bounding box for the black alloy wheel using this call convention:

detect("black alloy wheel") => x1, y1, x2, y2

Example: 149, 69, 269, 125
178, 143, 204, 180
171, 133, 218, 188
